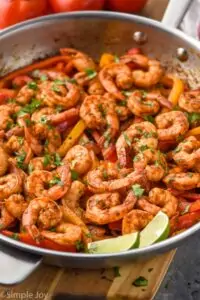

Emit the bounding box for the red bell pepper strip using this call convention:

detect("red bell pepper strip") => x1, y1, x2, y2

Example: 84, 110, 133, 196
12, 75, 32, 88
176, 211, 200, 231
127, 48, 142, 55
189, 200, 200, 213
2, 230, 76, 252
108, 220, 122, 231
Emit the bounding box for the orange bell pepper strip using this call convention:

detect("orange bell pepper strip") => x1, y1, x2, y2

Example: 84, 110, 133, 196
0, 56, 70, 88
186, 126, 200, 137
58, 120, 86, 157
168, 75, 184, 107
100, 53, 115, 68
1, 230, 76, 252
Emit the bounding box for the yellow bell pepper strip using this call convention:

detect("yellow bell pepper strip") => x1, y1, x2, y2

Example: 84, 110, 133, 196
186, 126, 200, 137
168, 75, 184, 107
100, 53, 115, 68
62, 206, 92, 245
58, 120, 86, 157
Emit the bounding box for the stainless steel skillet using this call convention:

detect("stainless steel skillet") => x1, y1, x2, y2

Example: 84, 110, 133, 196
0, 0, 199, 286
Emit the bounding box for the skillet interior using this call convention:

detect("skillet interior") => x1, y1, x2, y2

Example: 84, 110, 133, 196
0, 11, 200, 268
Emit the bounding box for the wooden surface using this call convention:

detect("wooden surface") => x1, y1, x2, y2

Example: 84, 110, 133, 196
0, 1, 172, 300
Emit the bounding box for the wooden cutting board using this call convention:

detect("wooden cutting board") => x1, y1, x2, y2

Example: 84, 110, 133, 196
0, 1, 173, 299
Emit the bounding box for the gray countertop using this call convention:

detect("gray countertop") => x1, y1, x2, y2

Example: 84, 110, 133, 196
155, 232, 200, 300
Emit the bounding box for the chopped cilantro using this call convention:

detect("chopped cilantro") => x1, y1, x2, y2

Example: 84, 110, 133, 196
27, 81, 38, 90
49, 176, 63, 187
123, 132, 132, 147
140, 90, 147, 98
54, 153, 62, 166
173, 146, 182, 154
24, 118, 32, 127
143, 115, 154, 123
75, 240, 84, 251
188, 173, 193, 178
113, 266, 121, 277
66, 78, 77, 84
85, 232, 92, 238
143, 131, 158, 138
18, 99, 41, 116
139, 145, 148, 152
132, 184, 144, 198
11, 233, 19, 240
71, 170, 79, 181
16, 151, 26, 169
17, 136, 24, 146
122, 90, 132, 97
103, 170, 108, 180
133, 156, 139, 162
85, 69, 97, 79
41, 74, 48, 81
132, 276, 148, 287
117, 100, 127, 107
6, 121, 14, 130
54, 79, 65, 85
43, 153, 52, 167
44, 139, 49, 146
7, 98, 16, 104
187, 112, 200, 125
52, 84, 61, 94
55, 105, 63, 113
98, 104, 106, 118
103, 132, 111, 148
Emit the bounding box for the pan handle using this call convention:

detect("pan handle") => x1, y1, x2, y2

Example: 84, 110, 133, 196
162, 0, 192, 28
0, 242, 42, 286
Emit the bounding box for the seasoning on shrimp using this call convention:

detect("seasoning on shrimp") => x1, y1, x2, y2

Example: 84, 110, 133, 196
0, 48, 199, 253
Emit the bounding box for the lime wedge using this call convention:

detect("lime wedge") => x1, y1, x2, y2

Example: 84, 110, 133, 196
88, 232, 139, 254
139, 211, 169, 248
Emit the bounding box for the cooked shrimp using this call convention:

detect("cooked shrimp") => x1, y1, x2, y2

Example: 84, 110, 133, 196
87, 163, 146, 193
0, 147, 9, 176
0, 103, 20, 131
128, 90, 160, 117
132, 57, 163, 88
62, 181, 86, 214
22, 197, 62, 241
5, 194, 27, 219
64, 145, 92, 175
133, 149, 168, 181
0, 166, 22, 200
155, 111, 189, 141
25, 162, 71, 201
31, 107, 79, 126
4, 135, 33, 165
39, 80, 81, 109
74, 72, 105, 95
137, 188, 178, 218
163, 172, 200, 191
179, 90, 200, 113
87, 225, 106, 241
85, 191, 137, 225
122, 209, 153, 234
99, 63, 133, 100
127, 90, 172, 117
172, 136, 200, 171
116, 121, 158, 167
60, 48, 97, 71
41, 222, 82, 246
80, 95, 119, 140
0, 205, 16, 229
16, 85, 36, 105
120, 54, 149, 69
28, 156, 56, 172
104, 92, 131, 121
23, 124, 43, 156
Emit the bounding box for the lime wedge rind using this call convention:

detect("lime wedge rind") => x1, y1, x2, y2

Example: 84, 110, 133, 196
88, 232, 139, 254
139, 211, 169, 248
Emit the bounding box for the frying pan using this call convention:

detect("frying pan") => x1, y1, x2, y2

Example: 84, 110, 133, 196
0, 0, 199, 286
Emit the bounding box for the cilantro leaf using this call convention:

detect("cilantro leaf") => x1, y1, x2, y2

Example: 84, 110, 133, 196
132, 276, 148, 287
132, 184, 144, 198
85, 69, 97, 79
71, 170, 79, 181
27, 81, 38, 90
